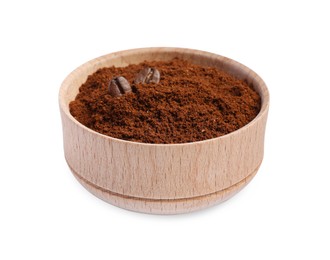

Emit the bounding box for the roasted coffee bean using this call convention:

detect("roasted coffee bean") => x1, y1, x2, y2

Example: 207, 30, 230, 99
108, 76, 131, 97
134, 67, 160, 84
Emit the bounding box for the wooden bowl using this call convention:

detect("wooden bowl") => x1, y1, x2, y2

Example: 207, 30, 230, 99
59, 47, 269, 214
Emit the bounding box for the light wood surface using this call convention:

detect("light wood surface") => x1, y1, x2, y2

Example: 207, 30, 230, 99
59, 47, 269, 214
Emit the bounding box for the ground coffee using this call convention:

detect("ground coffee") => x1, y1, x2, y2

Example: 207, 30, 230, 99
70, 58, 261, 144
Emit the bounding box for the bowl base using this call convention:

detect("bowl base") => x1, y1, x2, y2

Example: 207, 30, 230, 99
69, 165, 259, 215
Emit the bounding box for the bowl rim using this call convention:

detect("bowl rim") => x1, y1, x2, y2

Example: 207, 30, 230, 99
59, 47, 269, 147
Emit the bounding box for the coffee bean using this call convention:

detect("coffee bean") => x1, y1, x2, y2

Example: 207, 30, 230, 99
108, 76, 131, 97
134, 67, 160, 84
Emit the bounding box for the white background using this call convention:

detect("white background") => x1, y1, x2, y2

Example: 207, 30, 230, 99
1, 0, 329, 259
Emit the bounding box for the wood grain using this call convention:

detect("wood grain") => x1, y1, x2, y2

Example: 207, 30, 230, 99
59, 47, 269, 214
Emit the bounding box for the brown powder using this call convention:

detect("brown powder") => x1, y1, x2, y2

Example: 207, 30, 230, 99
69, 58, 261, 144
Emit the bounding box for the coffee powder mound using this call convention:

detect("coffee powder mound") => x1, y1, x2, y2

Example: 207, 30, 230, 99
70, 58, 261, 144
